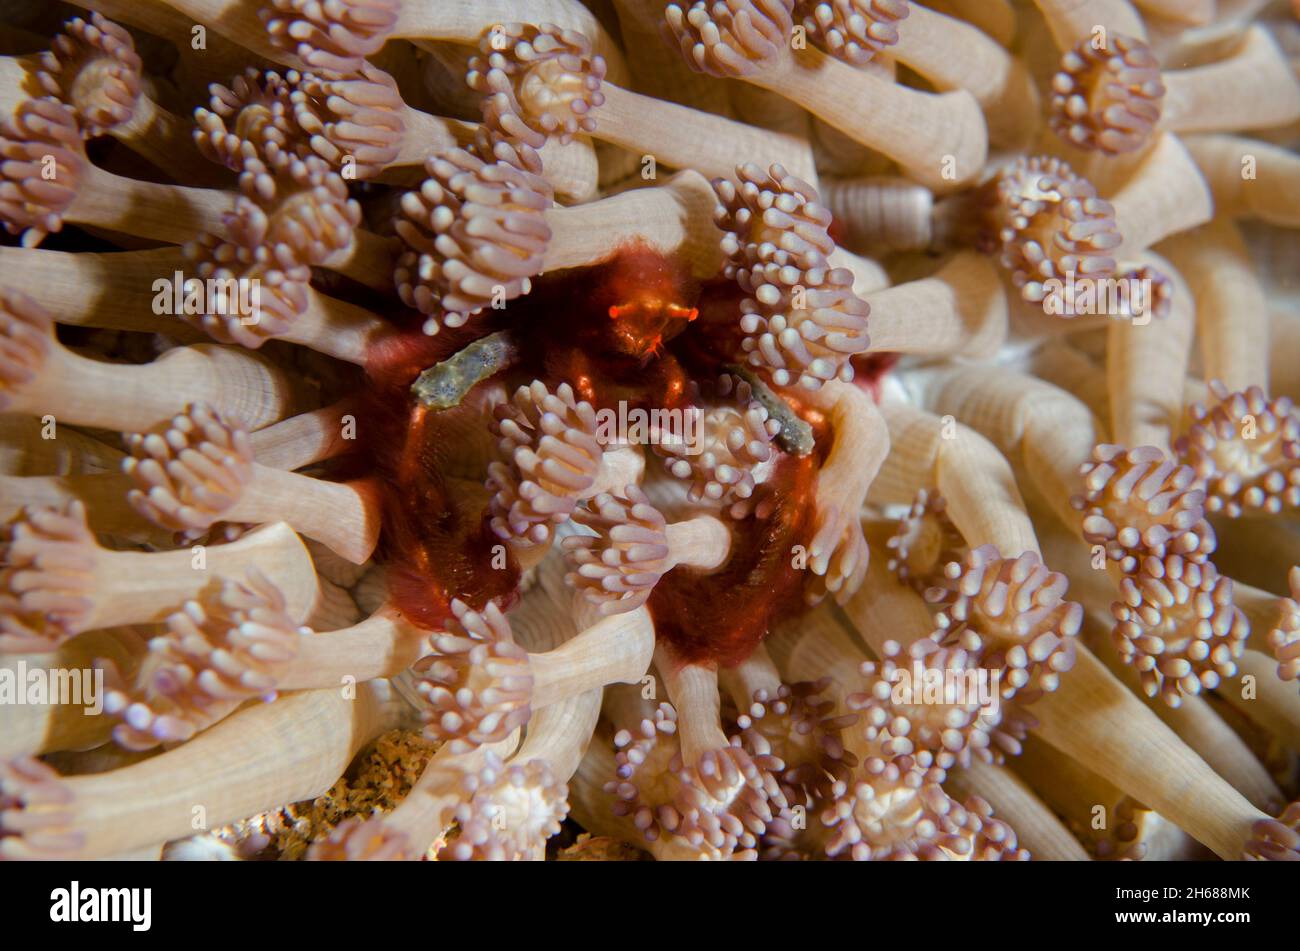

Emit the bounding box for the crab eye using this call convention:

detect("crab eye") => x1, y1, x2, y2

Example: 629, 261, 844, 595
607, 299, 698, 321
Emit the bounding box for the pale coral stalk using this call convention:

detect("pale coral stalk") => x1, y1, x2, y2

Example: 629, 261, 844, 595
904, 364, 1100, 531
510, 687, 602, 787
871, 400, 1040, 558
1142, 0, 1275, 67
888, 1, 1040, 147
763, 601, 872, 691
0, 246, 206, 339
247, 400, 357, 472
801, 381, 889, 603
469, 21, 816, 184
945, 758, 1092, 861
830, 247, 891, 296
0, 417, 123, 477
1032, 0, 1148, 49
2, 338, 305, 432
0, 246, 395, 364
1160, 218, 1270, 393
1, 292, 308, 432
717, 644, 784, 714
0, 472, 161, 540
1131, 0, 1214, 25
97, 90, 209, 181
1030, 645, 1284, 858
543, 171, 724, 278
1184, 135, 1300, 228
1023, 342, 1111, 428
1089, 614, 1284, 813
665, 2, 986, 188
122, 404, 382, 564
18, 150, 238, 246
261, 0, 629, 82
528, 609, 657, 709
1157, 27, 1300, 135
861, 252, 1007, 359
749, 55, 986, 189
927, 0, 1017, 47
1010, 733, 1207, 860
0, 628, 146, 758
277, 605, 430, 690
1106, 253, 1194, 453
0, 60, 43, 123
839, 536, 936, 656
820, 176, 938, 252
603, 83, 820, 183
0, 680, 415, 858
1220, 649, 1300, 751
655, 648, 730, 772
0, 510, 319, 649
1108, 134, 1213, 260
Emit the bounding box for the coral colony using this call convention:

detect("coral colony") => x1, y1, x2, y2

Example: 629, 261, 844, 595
2, 0, 1300, 864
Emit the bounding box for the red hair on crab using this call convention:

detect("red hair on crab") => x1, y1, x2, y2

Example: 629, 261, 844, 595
649, 451, 819, 668
357, 322, 522, 629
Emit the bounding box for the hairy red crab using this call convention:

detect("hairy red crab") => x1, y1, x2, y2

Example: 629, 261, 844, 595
357, 241, 836, 665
